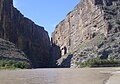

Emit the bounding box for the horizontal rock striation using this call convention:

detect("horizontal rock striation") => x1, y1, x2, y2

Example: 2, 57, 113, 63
0, 38, 29, 63
52, 0, 120, 67
0, 0, 51, 68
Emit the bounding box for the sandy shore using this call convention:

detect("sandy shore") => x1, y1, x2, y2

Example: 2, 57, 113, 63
0, 68, 119, 84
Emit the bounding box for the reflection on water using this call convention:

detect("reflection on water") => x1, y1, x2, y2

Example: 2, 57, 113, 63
0, 68, 110, 84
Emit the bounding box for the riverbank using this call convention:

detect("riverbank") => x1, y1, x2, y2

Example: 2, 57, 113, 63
0, 68, 119, 84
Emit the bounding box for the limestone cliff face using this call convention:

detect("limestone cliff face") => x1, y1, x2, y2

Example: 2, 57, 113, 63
0, 0, 51, 68
52, 0, 120, 67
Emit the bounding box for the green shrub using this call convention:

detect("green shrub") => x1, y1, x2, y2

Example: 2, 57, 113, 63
76, 59, 120, 68
0, 60, 30, 69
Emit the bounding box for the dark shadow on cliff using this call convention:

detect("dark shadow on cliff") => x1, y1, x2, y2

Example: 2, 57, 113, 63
50, 38, 73, 68
50, 43, 61, 67
60, 54, 73, 68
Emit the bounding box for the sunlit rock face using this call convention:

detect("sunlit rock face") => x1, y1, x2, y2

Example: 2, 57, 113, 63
0, 0, 51, 68
52, 0, 120, 67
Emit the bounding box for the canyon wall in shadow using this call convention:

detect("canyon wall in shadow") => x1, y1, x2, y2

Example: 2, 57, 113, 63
0, 0, 51, 68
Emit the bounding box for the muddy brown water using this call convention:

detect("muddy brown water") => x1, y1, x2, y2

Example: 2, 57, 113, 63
0, 68, 113, 84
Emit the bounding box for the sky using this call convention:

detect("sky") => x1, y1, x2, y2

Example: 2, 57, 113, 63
13, 0, 80, 36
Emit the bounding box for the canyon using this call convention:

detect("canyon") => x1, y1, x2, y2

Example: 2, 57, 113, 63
0, 0, 120, 68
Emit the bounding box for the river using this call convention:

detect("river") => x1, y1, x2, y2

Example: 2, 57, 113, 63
0, 68, 119, 84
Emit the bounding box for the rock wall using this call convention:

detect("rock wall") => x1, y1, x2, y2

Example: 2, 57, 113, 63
0, 0, 51, 68
52, 0, 120, 67
0, 38, 29, 62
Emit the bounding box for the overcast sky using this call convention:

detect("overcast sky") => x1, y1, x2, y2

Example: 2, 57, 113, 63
13, 0, 80, 36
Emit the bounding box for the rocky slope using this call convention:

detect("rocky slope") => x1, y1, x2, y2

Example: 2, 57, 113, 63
52, 0, 120, 67
0, 0, 50, 68
0, 38, 29, 63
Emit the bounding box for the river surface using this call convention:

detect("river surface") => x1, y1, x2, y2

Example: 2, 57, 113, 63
0, 68, 117, 84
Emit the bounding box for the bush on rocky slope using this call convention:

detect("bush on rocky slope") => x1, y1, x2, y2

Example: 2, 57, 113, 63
0, 38, 31, 69
76, 59, 120, 68
0, 60, 30, 69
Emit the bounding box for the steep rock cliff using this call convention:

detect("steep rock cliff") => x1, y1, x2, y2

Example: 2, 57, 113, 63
0, 0, 51, 68
52, 0, 120, 67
